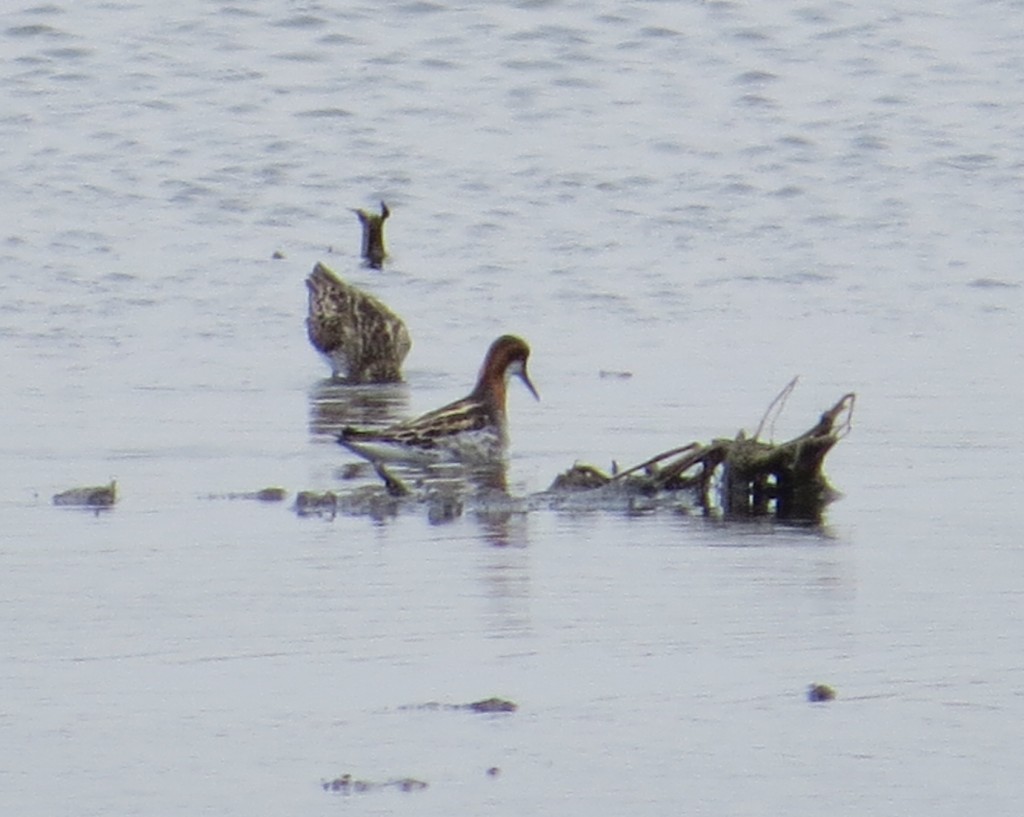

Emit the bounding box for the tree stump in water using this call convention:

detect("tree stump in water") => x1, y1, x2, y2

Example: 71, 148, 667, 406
552, 388, 855, 521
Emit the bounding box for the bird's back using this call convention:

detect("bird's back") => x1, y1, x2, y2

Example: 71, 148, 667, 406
305, 263, 410, 382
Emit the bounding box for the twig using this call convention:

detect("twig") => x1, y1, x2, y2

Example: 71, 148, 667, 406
654, 441, 727, 489
833, 393, 855, 439
753, 376, 799, 442
609, 443, 701, 482
793, 392, 856, 443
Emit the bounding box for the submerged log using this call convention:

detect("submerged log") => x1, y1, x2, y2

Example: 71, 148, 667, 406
550, 387, 855, 521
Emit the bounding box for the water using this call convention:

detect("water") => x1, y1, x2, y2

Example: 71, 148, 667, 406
2, 1, 1023, 814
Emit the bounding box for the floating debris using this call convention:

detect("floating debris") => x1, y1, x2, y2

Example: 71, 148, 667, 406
467, 697, 518, 713
334, 484, 402, 522
206, 488, 287, 502
486, 766, 501, 777
549, 463, 612, 491
322, 774, 368, 793
272, 250, 285, 259
599, 369, 633, 379
322, 773, 427, 794
53, 480, 117, 508
400, 696, 518, 714
807, 683, 836, 702
294, 490, 338, 517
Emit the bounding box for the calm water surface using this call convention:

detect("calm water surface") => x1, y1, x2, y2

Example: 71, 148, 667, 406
2, 1, 1023, 815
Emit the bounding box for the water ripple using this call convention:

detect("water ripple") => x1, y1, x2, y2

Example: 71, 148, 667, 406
271, 14, 326, 30
294, 107, 352, 118
6, 24, 68, 38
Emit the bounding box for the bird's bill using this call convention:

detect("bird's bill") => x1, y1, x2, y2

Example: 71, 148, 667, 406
508, 360, 540, 401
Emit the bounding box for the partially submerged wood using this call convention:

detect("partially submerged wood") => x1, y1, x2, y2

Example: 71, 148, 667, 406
353, 201, 390, 269
398, 696, 518, 713
52, 480, 117, 508
550, 387, 855, 521
322, 773, 427, 793
205, 487, 287, 502
295, 490, 339, 518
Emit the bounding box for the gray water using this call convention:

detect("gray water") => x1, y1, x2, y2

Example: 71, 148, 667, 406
2, 1, 1023, 814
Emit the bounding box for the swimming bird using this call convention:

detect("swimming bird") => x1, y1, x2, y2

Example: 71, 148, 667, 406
354, 201, 390, 268
338, 334, 539, 464
305, 262, 411, 383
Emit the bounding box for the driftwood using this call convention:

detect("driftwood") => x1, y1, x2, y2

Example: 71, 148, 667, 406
322, 773, 427, 794
552, 384, 855, 521
52, 480, 117, 508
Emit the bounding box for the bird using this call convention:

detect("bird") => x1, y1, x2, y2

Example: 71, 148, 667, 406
354, 201, 390, 268
305, 262, 411, 383
338, 334, 539, 465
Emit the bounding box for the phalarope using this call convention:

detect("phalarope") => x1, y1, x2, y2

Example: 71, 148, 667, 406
354, 201, 389, 268
338, 335, 539, 464
305, 262, 411, 383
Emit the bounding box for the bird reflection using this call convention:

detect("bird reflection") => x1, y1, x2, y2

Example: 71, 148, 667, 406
308, 379, 410, 438
474, 506, 529, 548
395, 460, 511, 513
477, 541, 532, 638
418, 465, 536, 548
